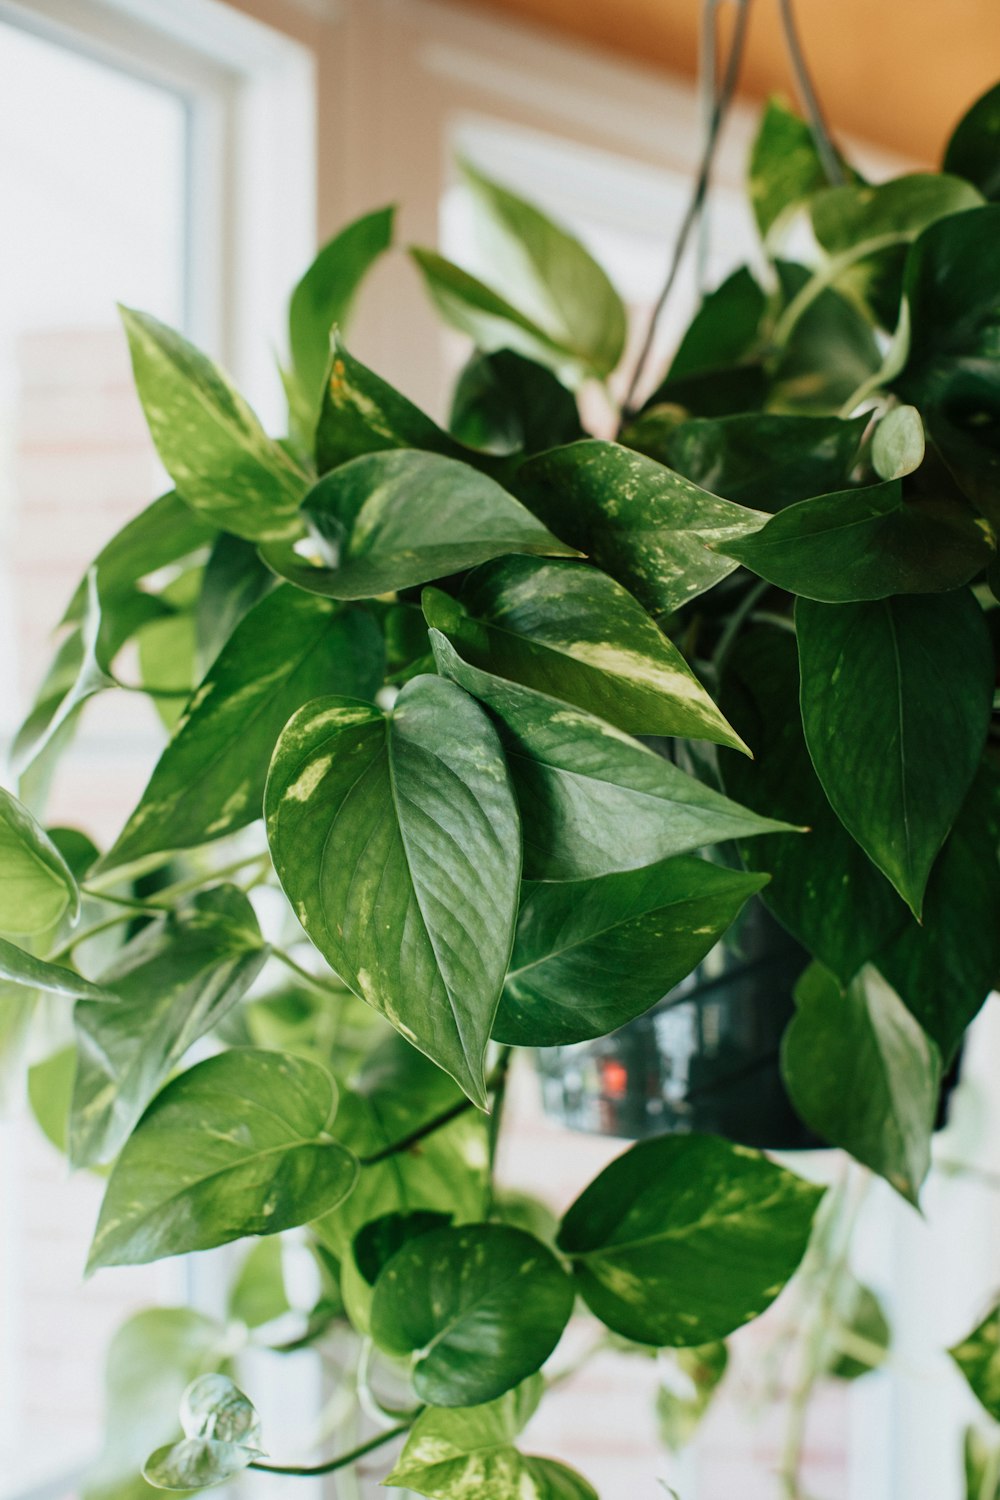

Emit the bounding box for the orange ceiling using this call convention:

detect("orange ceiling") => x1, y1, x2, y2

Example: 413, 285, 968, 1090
462, 0, 1000, 164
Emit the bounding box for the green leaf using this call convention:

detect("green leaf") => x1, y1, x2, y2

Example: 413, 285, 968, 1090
100, 587, 384, 872
944, 82, 1000, 201
312, 1034, 488, 1258
494, 857, 767, 1046
180, 1373, 261, 1446
431, 631, 796, 880
287, 205, 394, 435
796, 591, 993, 914
227, 1238, 289, 1329
719, 625, 909, 983
0, 785, 79, 934
265, 676, 521, 1107
194, 533, 274, 674
749, 97, 840, 243
964, 1427, 1000, 1500
143, 1439, 256, 1492
875, 764, 1000, 1062
28, 1045, 76, 1154
449, 348, 582, 455
87, 1049, 358, 1270
951, 1301, 1000, 1421
370, 1223, 573, 1406
422, 556, 747, 749
70, 887, 269, 1167
460, 161, 626, 379
354, 1209, 452, 1285
772, 261, 881, 415
385, 1379, 598, 1500
557, 1134, 822, 1345
84, 1308, 228, 1500
825, 1279, 891, 1381
781, 963, 940, 1204
0, 935, 112, 1000
656, 1343, 728, 1452
872, 405, 926, 480
895, 205, 1000, 527
718, 479, 993, 601
659, 267, 766, 385
518, 440, 767, 614
120, 306, 308, 541
643, 412, 866, 512
261, 450, 577, 602
63, 491, 216, 626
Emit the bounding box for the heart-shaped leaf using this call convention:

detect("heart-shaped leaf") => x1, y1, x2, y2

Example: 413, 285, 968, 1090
781, 963, 940, 1204
120, 306, 308, 541
944, 82, 1000, 201
494, 857, 767, 1046
143, 1438, 258, 1491
370, 1224, 574, 1406
71, 887, 269, 1167
519, 441, 767, 614
262, 450, 577, 602
557, 1134, 823, 1345
180, 1374, 261, 1447
950, 1301, 1000, 1421
796, 591, 993, 914
449, 349, 582, 456
431, 631, 796, 880
872, 405, 925, 480
0, 787, 79, 935
749, 98, 847, 244
265, 676, 521, 1106
87, 1049, 358, 1270
423, 555, 747, 749
100, 587, 384, 872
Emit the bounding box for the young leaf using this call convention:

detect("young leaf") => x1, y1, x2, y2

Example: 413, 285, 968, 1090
70, 887, 269, 1167
460, 161, 626, 379
120, 306, 308, 541
423, 556, 748, 750
87, 1049, 358, 1270
494, 857, 768, 1047
749, 97, 842, 243
144, 1438, 256, 1492
180, 1374, 261, 1447
431, 631, 797, 881
287, 205, 394, 433
0, 936, 112, 1001
449, 348, 582, 455
265, 677, 521, 1107
872, 405, 925, 481
261, 450, 578, 602
370, 1224, 574, 1406
796, 591, 993, 915
950, 1302, 1000, 1421
0, 786, 79, 934
781, 963, 940, 1205
557, 1134, 823, 1345
718, 479, 992, 601
944, 81, 1000, 201
518, 440, 767, 614
100, 588, 384, 873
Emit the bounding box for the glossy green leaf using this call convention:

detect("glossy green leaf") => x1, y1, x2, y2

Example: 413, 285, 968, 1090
194, 533, 274, 674
875, 764, 1000, 1062
518, 441, 767, 614
354, 1209, 452, 1286
796, 592, 993, 914
646, 412, 866, 512
261, 449, 577, 602
944, 82, 1000, 201
422, 556, 747, 750
120, 307, 308, 541
896, 206, 1000, 526
772, 261, 881, 415
287, 205, 394, 434
143, 1439, 257, 1492
719, 626, 909, 982
660, 267, 766, 385
749, 97, 840, 243
265, 676, 521, 1106
370, 1224, 573, 1406
71, 887, 269, 1167
180, 1374, 261, 1447
656, 1343, 728, 1451
87, 1049, 358, 1270
557, 1134, 823, 1345
0, 936, 112, 1001
101, 587, 384, 872
385, 1378, 597, 1500
449, 348, 582, 455
64, 491, 215, 626
781, 963, 940, 1204
432, 631, 796, 880
460, 161, 626, 379
872, 405, 925, 480
494, 857, 767, 1047
719, 479, 993, 601
951, 1302, 1000, 1421
0, 786, 79, 934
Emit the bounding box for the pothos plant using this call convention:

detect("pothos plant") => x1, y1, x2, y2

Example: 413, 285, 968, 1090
3, 56, 1000, 1500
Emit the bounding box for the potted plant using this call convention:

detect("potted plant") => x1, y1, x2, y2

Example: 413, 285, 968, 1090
2, 34, 1000, 1499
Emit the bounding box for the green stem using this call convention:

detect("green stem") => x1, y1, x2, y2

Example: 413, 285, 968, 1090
770, 235, 902, 352
49, 909, 136, 960
114, 678, 191, 700
485, 1045, 513, 1217
358, 1057, 511, 1168
271, 947, 348, 999
248, 1418, 414, 1477
84, 850, 268, 899
711, 578, 770, 678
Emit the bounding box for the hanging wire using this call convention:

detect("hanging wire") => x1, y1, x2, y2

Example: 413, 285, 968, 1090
620, 0, 753, 420
695, 0, 721, 294
777, 0, 845, 186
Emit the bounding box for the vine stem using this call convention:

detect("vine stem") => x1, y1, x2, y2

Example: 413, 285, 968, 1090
485, 1045, 513, 1215
619, 0, 752, 420
777, 0, 845, 188
271, 947, 350, 999
248, 1417, 415, 1477
357, 1055, 512, 1168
